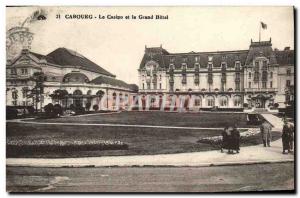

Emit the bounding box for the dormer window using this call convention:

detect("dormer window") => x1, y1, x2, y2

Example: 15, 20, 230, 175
170, 57, 175, 63
235, 62, 241, 69
208, 56, 213, 62
195, 56, 200, 62
263, 60, 267, 67
221, 63, 226, 69
182, 57, 187, 63
222, 55, 227, 60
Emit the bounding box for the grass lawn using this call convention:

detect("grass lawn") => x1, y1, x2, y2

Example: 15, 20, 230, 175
7, 112, 278, 158
33, 111, 256, 128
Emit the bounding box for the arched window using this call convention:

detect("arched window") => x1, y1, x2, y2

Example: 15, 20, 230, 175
234, 95, 242, 107
194, 96, 202, 107
248, 72, 251, 78
73, 90, 82, 95
206, 96, 215, 107
87, 90, 92, 95
219, 96, 228, 107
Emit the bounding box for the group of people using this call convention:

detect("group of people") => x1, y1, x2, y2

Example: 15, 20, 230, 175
220, 119, 294, 155
221, 125, 240, 154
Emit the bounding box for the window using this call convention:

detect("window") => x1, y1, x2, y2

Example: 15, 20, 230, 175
234, 96, 242, 107
286, 80, 291, 87
270, 72, 273, 78
270, 81, 273, 88
147, 83, 150, 89
248, 82, 251, 88
12, 90, 18, 100
235, 82, 240, 91
194, 97, 201, 107
287, 69, 291, 76
159, 83, 162, 89
219, 96, 228, 107
208, 56, 213, 62
159, 75, 162, 80
248, 72, 252, 79
182, 57, 187, 63
262, 82, 267, 88
208, 63, 213, 69
235, 62, 240, 68
142, 83, 144, 90
255, 61, 259, 67
207, 96, 215, 107
263, 60, 267, 67
195, 56, 200, 62
170, 57, 175, 63
11, 68, 17, 75
21, 68, 28, 75
221, 63, 226, 68
182, 74, 187, 84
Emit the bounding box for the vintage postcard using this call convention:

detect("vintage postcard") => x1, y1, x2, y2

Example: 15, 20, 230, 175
6, 6, 295, 192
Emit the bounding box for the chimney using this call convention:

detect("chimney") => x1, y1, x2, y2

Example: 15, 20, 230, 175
284, 47, 290, 51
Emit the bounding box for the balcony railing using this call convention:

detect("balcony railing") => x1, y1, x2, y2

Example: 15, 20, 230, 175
244, 88, 277, 92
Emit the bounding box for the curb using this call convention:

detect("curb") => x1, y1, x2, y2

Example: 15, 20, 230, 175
6, 158, 294, 168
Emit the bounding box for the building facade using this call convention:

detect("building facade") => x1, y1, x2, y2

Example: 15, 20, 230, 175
6, 28, 138, 111
138, 39, 294, 111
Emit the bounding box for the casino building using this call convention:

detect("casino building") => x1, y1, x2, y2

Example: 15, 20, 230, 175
138, 38, 294, 112
6, 27, 138, 111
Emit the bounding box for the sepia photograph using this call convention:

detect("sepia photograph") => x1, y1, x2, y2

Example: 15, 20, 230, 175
5, 6, 295, 192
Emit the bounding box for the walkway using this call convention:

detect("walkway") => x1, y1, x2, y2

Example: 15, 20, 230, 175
6, 113, 293, 168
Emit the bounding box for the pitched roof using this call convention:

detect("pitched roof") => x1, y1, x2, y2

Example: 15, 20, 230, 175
29, 51, 56, 64
90, 75, 136, 90
274, 50, 294, 66
140, 40, 294, 69
46, 48, 115, 77
245, 40, 277, 65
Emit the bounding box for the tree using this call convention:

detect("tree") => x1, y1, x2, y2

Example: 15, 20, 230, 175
85, 102, 91, 111
49, 89, 68, 109
27, 72, 45, 113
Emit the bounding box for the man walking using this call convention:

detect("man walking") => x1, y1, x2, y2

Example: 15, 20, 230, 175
260, 120, 272, 147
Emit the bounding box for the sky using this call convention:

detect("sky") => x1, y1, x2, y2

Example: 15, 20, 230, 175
6, 6, 294, 84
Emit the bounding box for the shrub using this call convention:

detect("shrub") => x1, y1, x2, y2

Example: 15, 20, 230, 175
27, 106, 35, 114
85, 102, 91, 111
44, 103, 54, 117
75, 106, 85, 115
6, 106, 18, 119
69, 104, 75, 111
93, 104, 99, 111
273, 103, 279, 108
53, 104, 63, 116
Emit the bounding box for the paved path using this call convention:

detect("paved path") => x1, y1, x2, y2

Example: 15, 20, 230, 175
6, 113, 294, 167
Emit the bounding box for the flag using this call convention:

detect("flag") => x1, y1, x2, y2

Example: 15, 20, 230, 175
261, 21, 267, 29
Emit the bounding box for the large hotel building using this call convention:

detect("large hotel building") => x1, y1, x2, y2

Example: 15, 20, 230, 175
138, 38, 294, 111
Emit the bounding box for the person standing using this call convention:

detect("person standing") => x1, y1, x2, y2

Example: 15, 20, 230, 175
232, 124, 240, 153
221, 126, 229, 153
288, 122, 294, 152
282, 121, 290, 154
260, 120, 272, 147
